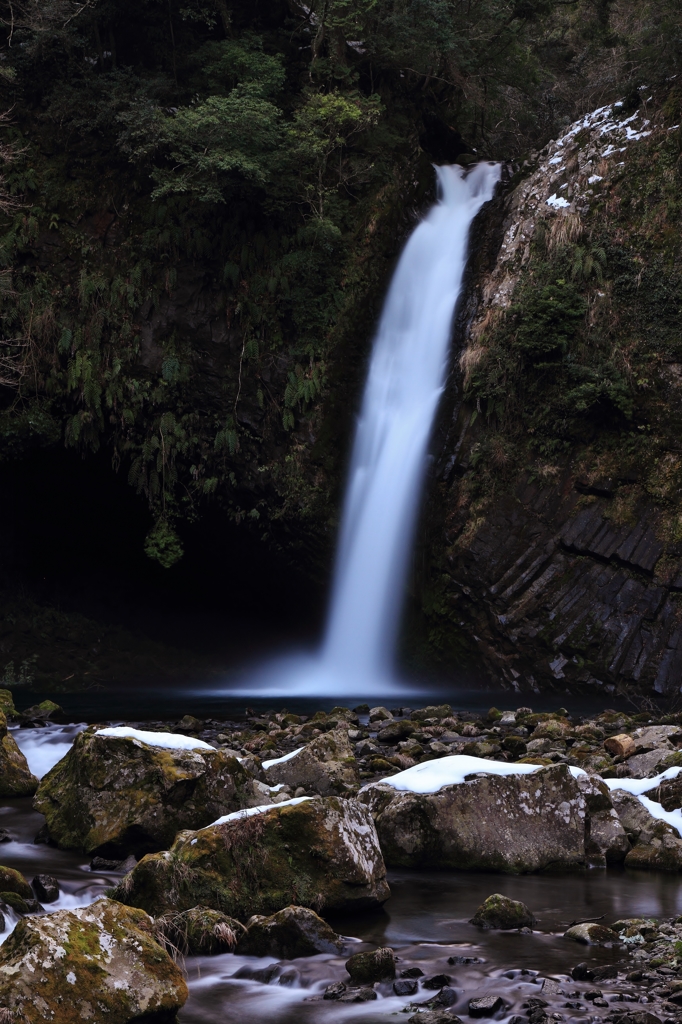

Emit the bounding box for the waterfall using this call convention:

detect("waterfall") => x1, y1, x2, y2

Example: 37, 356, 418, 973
231, 162, 500, 697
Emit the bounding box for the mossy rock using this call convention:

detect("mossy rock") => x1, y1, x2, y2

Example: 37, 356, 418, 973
410, 705, 453, 722
0, 891, 30, 914
112, 796, 389, 920
0, 897, 187, 1023
0, 689, 17, 718
236, 905, 342, 958
346, 946, 396, 984
34, 727, 253, 857
470, 893, 534, 930
0, 865, 32, 899
0, 710, 39, 797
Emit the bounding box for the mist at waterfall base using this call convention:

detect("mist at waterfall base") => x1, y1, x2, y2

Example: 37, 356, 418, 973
213, 162, 501, 701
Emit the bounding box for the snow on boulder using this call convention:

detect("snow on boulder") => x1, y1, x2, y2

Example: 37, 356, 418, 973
359, 761, 587, 872
0, 897, 187, 1023
34, 725, 255, 858
112, 795, 390, 920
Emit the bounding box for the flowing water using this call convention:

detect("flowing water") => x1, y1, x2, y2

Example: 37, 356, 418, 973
227, 162, 501, 699
3, 764, 682, 1023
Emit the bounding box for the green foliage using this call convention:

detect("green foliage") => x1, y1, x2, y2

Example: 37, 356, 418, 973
143, 518, 184, 568
514, 281, 587, 363
1, 654, 37, 687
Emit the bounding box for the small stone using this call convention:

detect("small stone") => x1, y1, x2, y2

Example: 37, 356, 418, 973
564, 922, 619, 944
338, 987, 378, 1002
432, 987, 458, 1007
423, 973, 452, 989
178, 715, 203, 732
469, 995, 505, 1017
324, 982, 347, 1000
394, 978, 418, 995
604, 734, 636, 758
471, 894, 534, 930
345, 946, 396, 984
401, 967, 425, 978
32, 875, 59, 903
409, 1013, 462, 1024
0, 830, 13, 843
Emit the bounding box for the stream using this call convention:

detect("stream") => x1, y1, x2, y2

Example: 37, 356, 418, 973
3, 716, 680, 1023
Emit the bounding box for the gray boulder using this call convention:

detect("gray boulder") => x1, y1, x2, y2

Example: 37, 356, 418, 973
577, 775, 630, 865
565, 922, 619, 944
264, 728, 359, 795
236, 905, 343, 958
611, 789, 682, 871
359, 764, 586, 872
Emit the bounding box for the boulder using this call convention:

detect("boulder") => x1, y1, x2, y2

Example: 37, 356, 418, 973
0, 896, 187, 1023
0, 690, 16, 718
610, 790, 682, 871
564, 922, 619, 944
19, 700, 63, 725
33, 727, 253, 857
359, 764, 586, 872
0, 865, 31, 899
32, 874, 60, 903
0, 710, 38, 797
615, 749, 673, 779
470, 894, 534, 930
653, 775, 682, 811
632, 725, 682, 752
263, 729, 359, 795
155, 905, 241, 955
346, 946, 396, 984
409, 1014, 461, 1024
586, 809, 630, 865
470, 995, 505, 1017
236, 905, 342, 958
112, 796, 389, 919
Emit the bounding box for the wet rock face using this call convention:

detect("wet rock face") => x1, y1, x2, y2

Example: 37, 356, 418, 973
470, 893, 534, 930
236, 906, 343, 958
0, 710, 38, 797
359, 764, 586, 872
112, 796, 390, 919
263, 728, 359, 795
33, 728, 252, 857
0, 896, 187, 1023
425, 97, 682, 695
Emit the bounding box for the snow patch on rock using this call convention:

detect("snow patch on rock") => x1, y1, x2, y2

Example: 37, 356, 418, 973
95, 727, 214, 752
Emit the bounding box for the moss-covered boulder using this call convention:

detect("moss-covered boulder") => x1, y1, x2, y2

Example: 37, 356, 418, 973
0, 897, 187, 1023
359, 764, 586, 872
263, 728, 359, 795
112, 796, 390, 919
236, 905, 343, 958
0, 865, 32, 899
0, 690, 16, 718
345, 947, 396, 984
470, 894, 534, 930
0, 710, 38, 797
156, 905, 242, 955
33, 727, 254, 857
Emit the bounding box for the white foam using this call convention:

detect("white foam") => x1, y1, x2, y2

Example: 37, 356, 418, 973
95, 726, 214, 751
206, 796, 312, 828
11, 723, 87, 779
374, 754, 586, 795
262, 746, 305, 770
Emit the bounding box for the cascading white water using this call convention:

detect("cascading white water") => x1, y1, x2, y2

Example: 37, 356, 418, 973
228, 162, 500, 697
321, 162, 501, 690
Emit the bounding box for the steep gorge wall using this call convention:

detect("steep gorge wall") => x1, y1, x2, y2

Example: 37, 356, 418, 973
420, 89, 682, 697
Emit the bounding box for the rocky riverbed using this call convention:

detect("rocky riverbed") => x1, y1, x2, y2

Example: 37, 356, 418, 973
5, 692, 682, 1021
